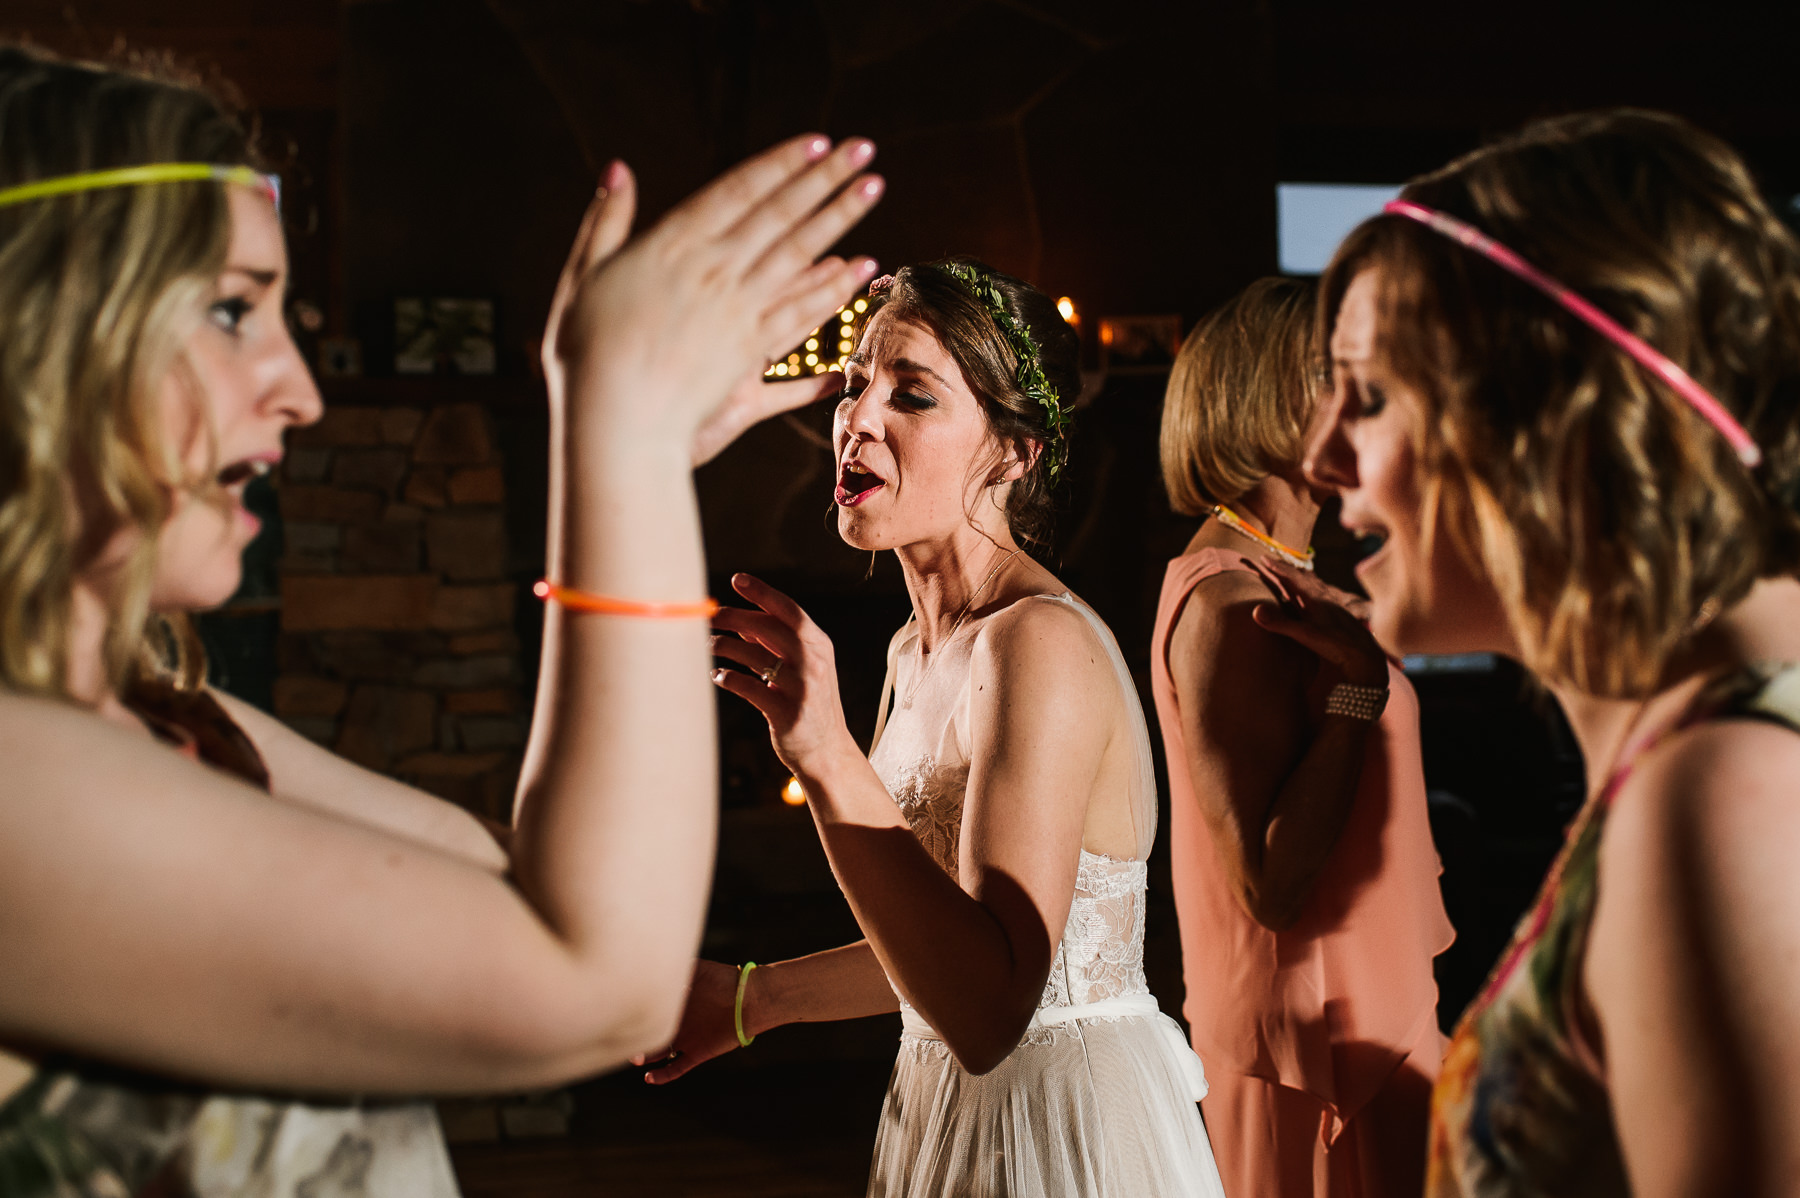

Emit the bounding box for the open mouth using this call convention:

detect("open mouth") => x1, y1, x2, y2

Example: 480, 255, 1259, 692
835, 460, 886, 506
1349, 525, 1389, 576
217, 458, 272, 490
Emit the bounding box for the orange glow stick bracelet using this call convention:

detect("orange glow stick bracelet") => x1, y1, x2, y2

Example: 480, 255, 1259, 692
533, 580, 719, 620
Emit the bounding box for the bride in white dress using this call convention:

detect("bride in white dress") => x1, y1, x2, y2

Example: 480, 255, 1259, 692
638, 260, 1226, 1198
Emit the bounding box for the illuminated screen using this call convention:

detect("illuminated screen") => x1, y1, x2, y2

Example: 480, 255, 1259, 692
1278, 183, 1404, 275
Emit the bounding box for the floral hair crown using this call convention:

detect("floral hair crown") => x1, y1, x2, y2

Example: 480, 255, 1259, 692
928, 262, 1071, 481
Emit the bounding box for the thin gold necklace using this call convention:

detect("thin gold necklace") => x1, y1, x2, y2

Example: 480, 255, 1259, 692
904, 548, 1020, 705
1211, 504, 1315, 571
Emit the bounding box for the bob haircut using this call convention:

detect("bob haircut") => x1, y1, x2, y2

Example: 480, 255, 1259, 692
1320, 109, 1800, 698
0, 46, 257, 697
858, 259, 1079, 551
1161, 276, 1319, 516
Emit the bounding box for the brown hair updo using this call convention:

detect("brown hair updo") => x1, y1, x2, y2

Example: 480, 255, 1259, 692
1321, 109, 1800, 697
1161, 276, 1320, 515
860, 258, 1079, 550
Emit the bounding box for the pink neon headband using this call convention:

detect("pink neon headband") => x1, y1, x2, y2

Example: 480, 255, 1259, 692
1383, 198, 1762, 468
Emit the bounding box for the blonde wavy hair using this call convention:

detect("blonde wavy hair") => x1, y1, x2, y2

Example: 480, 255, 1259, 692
1321, 109, 1800, 698
1160, 276, 1319, 515
0, 45, 255, 698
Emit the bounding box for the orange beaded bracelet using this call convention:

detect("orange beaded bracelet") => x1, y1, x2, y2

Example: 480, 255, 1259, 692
533, 579, 720, 620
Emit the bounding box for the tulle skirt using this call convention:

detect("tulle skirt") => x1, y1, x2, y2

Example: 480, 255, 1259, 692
868, 1016, 1227, 1198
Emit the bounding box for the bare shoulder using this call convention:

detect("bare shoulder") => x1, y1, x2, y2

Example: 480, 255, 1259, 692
973, 593, 1112, 683
1176, 568, 1282, 638
0, 687, 163, 781
1181, 565, 1281, 620
1596, 713, 1800, 1017
0, 687, 261, 823
1609, 716, 1800, 859
1591, 710, 1800, 1189
1166, 568, 1306, 693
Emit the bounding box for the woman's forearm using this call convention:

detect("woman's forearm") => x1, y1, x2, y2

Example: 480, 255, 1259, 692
747, 940, 898, 1036
1239, 713, 1375, 930
510, 424, 717, 1042
795, 741, 1037, 1071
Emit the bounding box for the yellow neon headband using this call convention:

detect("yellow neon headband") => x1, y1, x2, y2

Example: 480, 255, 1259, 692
0, 163, 280, 214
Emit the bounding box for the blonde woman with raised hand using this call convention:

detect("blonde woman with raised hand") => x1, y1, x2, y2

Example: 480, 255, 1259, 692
0, 45, 881, 1195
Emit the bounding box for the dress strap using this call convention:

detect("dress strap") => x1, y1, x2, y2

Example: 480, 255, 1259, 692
870, 616, 914, 753
1598, 662, 1800, 813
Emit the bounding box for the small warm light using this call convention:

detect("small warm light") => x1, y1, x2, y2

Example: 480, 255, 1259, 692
805, 352, 819, 365
853, 298, 868, 313
839, 308, 854, 321
805, 337, 820, 351
1057, 296, 1077, 323
838, 339, 854, 353
813, 363, 828, 373
773, 363, 789, 376
782, 776, 806, 805
788, 352, 801, 364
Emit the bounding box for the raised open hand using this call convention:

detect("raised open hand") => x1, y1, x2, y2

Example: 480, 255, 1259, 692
710, 574, 856, 772
543, 136, 883, 454
1245, 559, 1390, 687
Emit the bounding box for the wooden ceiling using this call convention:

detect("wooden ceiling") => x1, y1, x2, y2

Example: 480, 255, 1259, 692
1, 0, 340, 110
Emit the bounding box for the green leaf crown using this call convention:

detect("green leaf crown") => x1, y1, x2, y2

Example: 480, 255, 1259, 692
932, 262, 1070, 481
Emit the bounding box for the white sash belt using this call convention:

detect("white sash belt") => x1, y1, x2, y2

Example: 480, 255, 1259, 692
900, 993, 1208, 1101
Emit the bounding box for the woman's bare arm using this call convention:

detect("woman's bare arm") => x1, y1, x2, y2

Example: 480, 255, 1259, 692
210, 689, 509, 873
636, 940, 897, 1084
1588, 720, 1800, 1198
1167, 569, 1385, 930
717, 583, 1114, 1075
0, 135, 882, 1094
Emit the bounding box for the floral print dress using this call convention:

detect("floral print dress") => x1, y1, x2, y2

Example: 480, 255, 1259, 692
0, 681, 460, 1198
1427, 663, 1800, 1197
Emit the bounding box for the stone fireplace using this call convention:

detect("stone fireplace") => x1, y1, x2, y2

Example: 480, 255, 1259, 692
275, 383, 539, 822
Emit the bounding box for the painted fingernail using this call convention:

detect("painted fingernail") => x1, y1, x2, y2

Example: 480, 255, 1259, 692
859, 175, 885, 199
847, 138, 875, 166
604, 159, 626, 191
806, 135, 831, 159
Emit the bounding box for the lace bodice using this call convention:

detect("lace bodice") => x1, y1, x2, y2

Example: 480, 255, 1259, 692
886, 751, 1150, 1011
868, 592, 1158, 1022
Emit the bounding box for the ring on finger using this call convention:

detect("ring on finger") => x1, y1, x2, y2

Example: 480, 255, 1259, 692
759, 659, 783, 686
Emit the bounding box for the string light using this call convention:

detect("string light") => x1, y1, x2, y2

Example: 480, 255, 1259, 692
782, 776, 806, 805
762, 291, 870, 378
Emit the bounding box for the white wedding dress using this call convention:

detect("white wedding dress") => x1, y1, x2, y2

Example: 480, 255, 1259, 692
865, 592, 1227, 1198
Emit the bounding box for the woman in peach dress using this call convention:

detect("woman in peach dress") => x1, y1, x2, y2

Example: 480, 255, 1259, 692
1151, 277, 1453, 1197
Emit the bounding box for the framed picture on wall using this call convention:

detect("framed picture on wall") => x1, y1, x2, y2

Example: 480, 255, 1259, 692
1098, 314, 1182, 375
394, 297, 497, 375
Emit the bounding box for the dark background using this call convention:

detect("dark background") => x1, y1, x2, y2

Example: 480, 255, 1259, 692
9, 2, 1799, 1192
